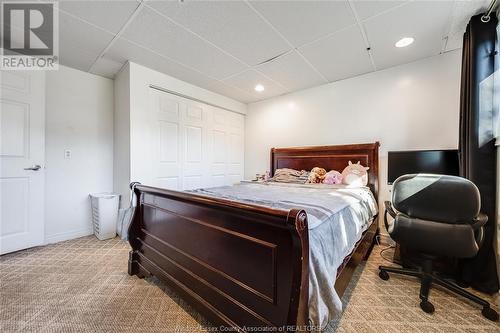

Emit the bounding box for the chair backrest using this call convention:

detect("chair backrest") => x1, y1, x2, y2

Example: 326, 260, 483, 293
392, 174, 480, 223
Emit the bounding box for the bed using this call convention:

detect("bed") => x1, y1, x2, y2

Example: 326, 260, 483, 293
127, 142, 380, 331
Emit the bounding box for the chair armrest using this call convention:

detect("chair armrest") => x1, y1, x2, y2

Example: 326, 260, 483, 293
470, 213, 488, 230
384, 201, 397, 232
385, 201, 397, 218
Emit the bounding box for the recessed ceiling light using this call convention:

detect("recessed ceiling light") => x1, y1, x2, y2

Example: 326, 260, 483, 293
395, 37, 414, 48
255, 84, 265, 92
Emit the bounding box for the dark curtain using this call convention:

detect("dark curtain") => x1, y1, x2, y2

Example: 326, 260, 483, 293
459, 13, 499, 294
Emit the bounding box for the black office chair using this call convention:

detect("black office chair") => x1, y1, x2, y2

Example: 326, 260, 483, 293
379, 174, 499, 321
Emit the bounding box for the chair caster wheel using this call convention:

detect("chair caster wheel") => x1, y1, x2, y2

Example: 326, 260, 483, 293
481, 306, 499, 321
379, 270, 389, 281
420, 300, 435, 314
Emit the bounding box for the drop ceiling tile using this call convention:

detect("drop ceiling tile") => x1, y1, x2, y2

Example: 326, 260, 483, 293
146, 0, 290, 66
256, 51, 326, 92
445, 0, 490, 52
352, 1, 408, 21
364, 1, 454, 69
58, 0, 140, 34
299, 25, 373, 82
59, 46, 97, 72
201, 81, 257, 104
89, 57, 125, 79
222, 69, 287, 101
58, 12, 115, 71
105, 37, 210, 84
121, 6, 247, 80
249, 0, 356, 47
104, 37, 253, 102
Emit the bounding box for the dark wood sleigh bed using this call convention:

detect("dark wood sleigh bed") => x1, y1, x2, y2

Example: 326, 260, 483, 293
128, 142, 380, 331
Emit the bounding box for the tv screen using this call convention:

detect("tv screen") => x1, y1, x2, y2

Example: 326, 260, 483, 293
387, 149, 459, 184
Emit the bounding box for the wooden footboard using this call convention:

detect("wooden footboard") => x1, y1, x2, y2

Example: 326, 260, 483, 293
128, 184, 310, 331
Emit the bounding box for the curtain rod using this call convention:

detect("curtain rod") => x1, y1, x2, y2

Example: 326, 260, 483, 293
148, 84, 243, 115
481, 0, 497, 22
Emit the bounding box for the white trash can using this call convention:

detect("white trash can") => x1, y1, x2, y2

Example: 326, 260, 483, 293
89, 193, 120, 240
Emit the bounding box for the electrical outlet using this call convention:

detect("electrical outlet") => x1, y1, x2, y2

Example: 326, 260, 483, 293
64, 150, 71, 159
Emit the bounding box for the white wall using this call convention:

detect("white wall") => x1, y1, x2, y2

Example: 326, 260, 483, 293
45, 65, 114, 243
113, 65, 131, 209
114, 62, 247, 204
245, 50, 462, 232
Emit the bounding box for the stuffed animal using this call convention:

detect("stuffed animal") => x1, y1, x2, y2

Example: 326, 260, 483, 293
341, 161, 369, 186
323, 170, 343, 185
307, 167, 327, 183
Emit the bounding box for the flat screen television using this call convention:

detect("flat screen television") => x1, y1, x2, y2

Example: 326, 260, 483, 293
387, 149, 460, 184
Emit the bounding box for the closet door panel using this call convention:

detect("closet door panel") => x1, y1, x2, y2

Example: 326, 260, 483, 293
208, 108, 226, 185
227, 132, 244, 180
227, 111, 244, 130
226, 112, 244, 185
211, 128, 227, 185
186, 104, 203, 124
159, 121, 178, 162
158, 93, 180, 120
185, 126, 203, 162
182, 101, 208, 190
152, 90, 182, 190
157, 121, 180, 189
183, 125, 204, 189
213, 109, 227, 128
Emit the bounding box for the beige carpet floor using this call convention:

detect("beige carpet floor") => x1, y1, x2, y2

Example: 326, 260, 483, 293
0, 236, 498, 332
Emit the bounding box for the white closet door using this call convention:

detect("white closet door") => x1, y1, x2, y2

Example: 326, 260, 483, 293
226, 112, 245, 185
151, 90, 182, 190
210, 108, 228, 187
182, 100, 207, 190
150, 88, 244, 190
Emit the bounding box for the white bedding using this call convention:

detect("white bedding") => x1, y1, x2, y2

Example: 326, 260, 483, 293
192, 181, 378, 328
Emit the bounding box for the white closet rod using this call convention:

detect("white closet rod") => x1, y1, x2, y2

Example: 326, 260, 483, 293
148, 84, 242, 115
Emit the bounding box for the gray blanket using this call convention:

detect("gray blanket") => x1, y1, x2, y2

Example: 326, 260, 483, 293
192, 182, 378, 328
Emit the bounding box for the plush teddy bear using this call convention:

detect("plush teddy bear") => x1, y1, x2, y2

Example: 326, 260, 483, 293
323, 170, 343, 185
307, 167, 327, 183
341, 161, 369, 186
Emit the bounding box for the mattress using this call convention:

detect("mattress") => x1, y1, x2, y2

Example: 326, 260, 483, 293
191, 181, 378, 328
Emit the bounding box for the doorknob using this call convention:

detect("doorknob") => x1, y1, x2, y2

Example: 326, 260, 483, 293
24, 165, 41, 171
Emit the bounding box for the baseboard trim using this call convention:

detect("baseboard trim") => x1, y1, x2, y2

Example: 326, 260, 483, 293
45, 227, 94, 244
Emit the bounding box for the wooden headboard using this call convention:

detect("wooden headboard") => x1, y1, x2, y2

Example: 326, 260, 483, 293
270, 142, 380, 200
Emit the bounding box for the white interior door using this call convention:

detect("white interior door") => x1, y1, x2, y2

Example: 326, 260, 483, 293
0, 70, 45, 254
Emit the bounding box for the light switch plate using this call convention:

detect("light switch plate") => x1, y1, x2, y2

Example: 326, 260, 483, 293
64, 150, 71, 159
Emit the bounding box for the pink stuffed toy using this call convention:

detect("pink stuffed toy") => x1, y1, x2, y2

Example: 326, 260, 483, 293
323, 170, 343, 185
341, 161, 369, 186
